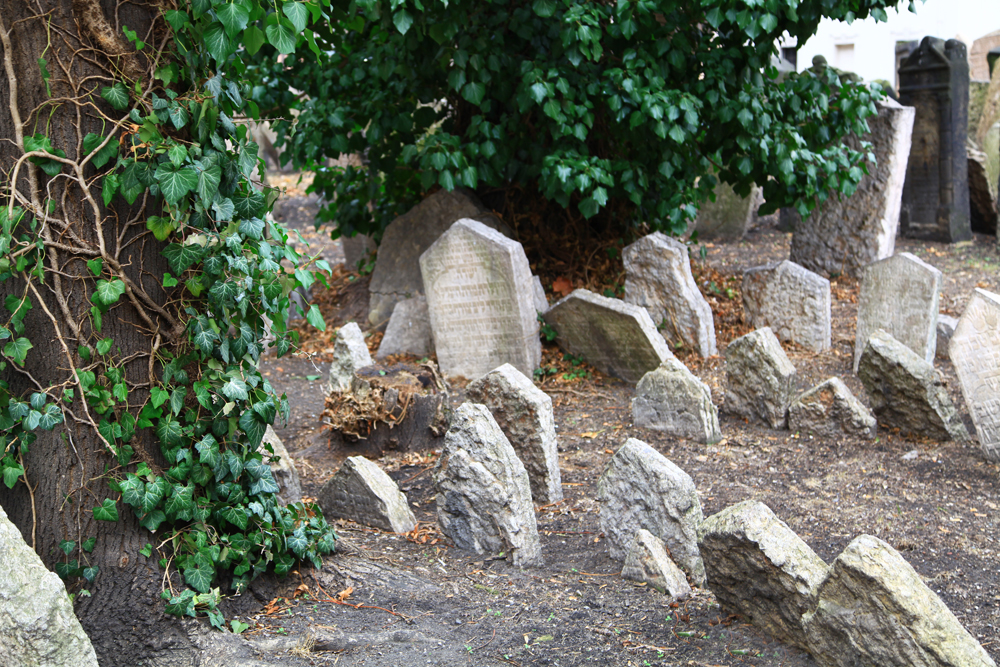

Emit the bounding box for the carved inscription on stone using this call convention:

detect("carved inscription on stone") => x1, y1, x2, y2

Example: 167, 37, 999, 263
420, 218, 541, 379
742, 260, 831, 353
950, 288, 1000, 461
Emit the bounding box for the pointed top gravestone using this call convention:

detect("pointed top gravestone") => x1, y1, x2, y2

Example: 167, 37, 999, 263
420, 218, 541, 379
853, 252, 942, 372
950, 288, 1000, 461
742, 260, 831, 353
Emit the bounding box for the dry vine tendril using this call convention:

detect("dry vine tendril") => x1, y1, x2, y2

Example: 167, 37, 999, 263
0, 0, 336, 627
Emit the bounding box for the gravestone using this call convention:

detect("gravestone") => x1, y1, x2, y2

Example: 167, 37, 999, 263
724, 328, 797, 429
632, 358, 721, 444
342, 233, 376, 272
318, 456, 417, 533
788, 378, 876, 439
621, 529, 691, 601
985, 123, 1000, 210
968, 141, 998, 233
742, 260, 831, 353
420, 218, 541, 379
853, 252, 941, 372
936, 313, 959, 360
898, 36, 972, 243
976, 53, 1000, 146
789, 100, 915, 278
949, 289, 1000, 461
368, 189, 511, 327
328, 322, 373, 393
376, 295, 433, 359
622, 232, 717, 357
543, 289, 672, 383
691, 181, 763, 241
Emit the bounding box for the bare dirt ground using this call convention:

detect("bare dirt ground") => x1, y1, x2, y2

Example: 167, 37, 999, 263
239, 174, 1000, 666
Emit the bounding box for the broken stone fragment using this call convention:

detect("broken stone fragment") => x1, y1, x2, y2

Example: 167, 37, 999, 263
632, 357, 721, 444
318, 456, 417, 533
328, 322, 373, 393
621, 529, 691, 601
724, 327, 797, 428
787, 377, 876, 439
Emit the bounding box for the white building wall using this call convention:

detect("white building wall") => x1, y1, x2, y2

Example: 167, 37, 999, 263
784, 0, 1000, 84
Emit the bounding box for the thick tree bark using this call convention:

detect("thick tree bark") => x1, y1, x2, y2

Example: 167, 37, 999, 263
0, 2, 201, 663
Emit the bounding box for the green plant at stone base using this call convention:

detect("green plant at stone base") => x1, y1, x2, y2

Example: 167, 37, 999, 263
0, 0, 337, 640
250, 0, 906, 243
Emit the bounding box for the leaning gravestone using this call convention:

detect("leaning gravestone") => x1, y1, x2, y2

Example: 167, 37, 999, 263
690, 181, 763, 241
622, 232, 717, 357
898, 36, 972, 243
262, 426, 302, 505
742, 260, 831, 353
788, 378, 876, 439
0, 504, 99, 667
434, 403, 542, 567
368, 188, 511, 327
853, 252, 941, 372
420, 218, 541, 379
543, 289, 672, 383
950, 289, 1000, 461
318, 456, 417, 533
968, 141, 998, 233
724, 327, 797, 429
376, 295, 433, 359
789, 99, 915, 278
632, 357, 721, 444
621, 529, 691, 601
597, 438, 705, 585
329, 322, 373, 393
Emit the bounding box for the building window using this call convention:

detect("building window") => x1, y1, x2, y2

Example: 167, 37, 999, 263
781, 46, 798, 68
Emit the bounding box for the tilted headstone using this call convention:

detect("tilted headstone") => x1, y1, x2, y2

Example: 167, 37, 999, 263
623, 232, 717, 357
328, 322, 373, 393
376, 295, 433, 359
698, 501, 829, 651
420, 219, 541, 379
690, 181, 763, 241
531, 275, 548, 314
936, 313, 959, 360
853, 252, 941, 372
788, 377, 876, 439
0, 504, 99, 667
949, 289, 1000, 461
898, 36, 972, 243
543, 289, 672, 383
632, 357, 721, 444
968, 141, 998, 233
858, 329, 968, 441
597, 438, 705, 585
742, 260, 831, 353
467, 364, 562, 505
318, 456, 417, 533
434, 403, 542, 566
368, 188, 511, 327
724, 327, 797, 429
621, 529, 691, 602
789, 100, 915, 278
985, 123, 1000, 217
803, 535, 996, 667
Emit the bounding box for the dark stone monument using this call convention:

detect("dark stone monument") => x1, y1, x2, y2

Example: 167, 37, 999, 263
898, 36, 972, 243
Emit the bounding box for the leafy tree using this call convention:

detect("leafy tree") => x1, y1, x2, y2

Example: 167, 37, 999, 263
0, 1, 335, 662
254, 0, 902, 241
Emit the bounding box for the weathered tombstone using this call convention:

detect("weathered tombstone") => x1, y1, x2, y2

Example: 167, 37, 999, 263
318, 456, 417, 533
466, 364, 562, 505
985, 123, 1000, 212
898, 37, 972, 243
543, 289, 672, 383
690, 181, 763, 241
936, 313, 959, 360
789, 100, 915, 278
724, 327, 797, 429
788, 378, 877, 439
531, 275, 548, 314
621, 529, 691, 601
376, 295, 433, 359
328, 322, 373, 393
420, 218, 541, 379
742, 260, 831, 353
853, 252, 941, 372
632, 358, 722, 444
622, 232, 717, 357
368, 189, 510, 327
949, 288, 1000, 461
968, 141, 998, 233
975, 51, 1000, 147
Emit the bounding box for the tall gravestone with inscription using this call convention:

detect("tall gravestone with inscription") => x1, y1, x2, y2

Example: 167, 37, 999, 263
742, 260, 831, 353
853, 252, 941, 372
898, 36, 972, 243
420, 218, 541, 379
950, 289, 1000, 461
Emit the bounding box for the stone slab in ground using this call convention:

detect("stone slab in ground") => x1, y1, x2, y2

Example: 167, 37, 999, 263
318, 456, 417, 533
690, 181, 763, 241
632, 357, 721, 444
543, 289, 672, 383
420, 218, 540, 380
724, 327, 797, 429
621, 528, 690, 601
787, 377, 876, 439
742, 260, 831, 353
376, 295, 433, 359
853, 252, 942, 372
949, 288, 1000, 461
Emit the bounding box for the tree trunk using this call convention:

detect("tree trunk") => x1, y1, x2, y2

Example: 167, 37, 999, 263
0, 2, 201, 662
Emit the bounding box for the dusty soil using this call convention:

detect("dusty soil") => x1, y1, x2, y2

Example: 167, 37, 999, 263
241, 175, 1000, 666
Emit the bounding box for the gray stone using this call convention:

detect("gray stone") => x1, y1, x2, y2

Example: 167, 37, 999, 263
698, 501, 829, 650
949, 289, 1000, 460
543, 289, 672, 383
985, 122, 1000, 209
318, 456, 417, 533
376, 296, 433, 359
724, 328, 797, 429
632, 358, 721, 444
742, 260, 831, 353
597, 438, 704, 585
621, 529, 691, 601
788, 377, 876, 439
789, 100, 915, 278
936, 313, 959, 361
969, 141, 998, 233
466, 364, 562, 505
803, 535, 996, 667
691, 181, 763, 241
261, 426, 302, 505
853, 252, 942, 372
368, 189, 511, 326
0, 504, 99, 667
858, 329, 968, 441
420, 219, 540, 380
434, 403, 542, 566
328, 322, 373, 393
341, 233, 376, 272
531, 275, 548, 314
623, 232, 717, 357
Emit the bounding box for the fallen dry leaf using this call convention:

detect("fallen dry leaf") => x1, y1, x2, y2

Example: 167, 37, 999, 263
336, 586, 354, 602
552, 276, 573, 296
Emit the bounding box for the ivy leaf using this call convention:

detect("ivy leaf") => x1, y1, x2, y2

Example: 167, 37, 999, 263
92, 279, 126, 307
162, 273, 178, 288
165, 483, 195, 521
82, 133, 117, 169
167, 144, 188, 168
101, 83, 130, 110
86, 258, 104, 276
393, 9, 413, 34
140, 543, 153, 557
219, 505, 248, 530
461, 81, 486, 106
265, 22, 297, 54
202, 23, 233, 63
216, 1, 251, 36
168, 105, 190, 130
244, 26, 266, 55
283, 1, 309, 32
222, 377, 248, 401
146, 216, 176, 241
286, 527, 308, 556
249, 467, 280, 496
165, 589, 197, 617
92, 498, 119, 522
183, 552, 215, 594
238, 217, 264, 240
196, 162, 222, 203
239, 410, 266, 448
156, 418, 184, 447
154, 163, 198, 203
150, 387, 169, 409
532, 0, 557, 18
162, 243, 205, 274
2, 461, 24, 489
102, 173, 120, 206
169, 387, 186, 416
82, 566, 99, 583
195, 434, 220, 467
192, 328, 218, 355
82, 537, 96, 553
119, 475, 144, 508
305, 304, 326, 331
96, 338, 112, 355
4, 337, 32, 366
212, 197, 235, 222
139, 509, 166, 531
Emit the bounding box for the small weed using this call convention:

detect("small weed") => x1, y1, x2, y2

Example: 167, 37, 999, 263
538, 314, 558, 341
275, 627, 288, 636
473, 583, 500, 595
230, 619, 250, 634
664, 615, 672, 622
486, 608, 502, 617
533, 365, 558, 379
465, 645, 474, 654
547, 612, 556, 622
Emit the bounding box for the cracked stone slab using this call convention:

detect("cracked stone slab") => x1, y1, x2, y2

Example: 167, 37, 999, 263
621, 529, 691, 601
788, 377, 876, 439
632, 357, 721, 444
742, 260, 831, 353
724, 327, 797, 429
949, 288, 1000, 460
